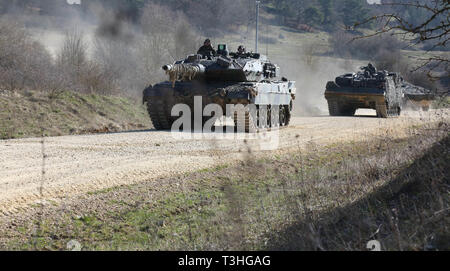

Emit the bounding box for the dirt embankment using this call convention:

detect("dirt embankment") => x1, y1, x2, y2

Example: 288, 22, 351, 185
0, 90, 151, 139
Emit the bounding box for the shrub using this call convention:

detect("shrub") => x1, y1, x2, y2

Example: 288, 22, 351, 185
0, 20, 53, 91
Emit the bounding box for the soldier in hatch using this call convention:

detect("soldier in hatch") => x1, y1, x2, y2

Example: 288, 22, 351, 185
363, 63, 377, 77
197, 39, 216, 58
237, 45, 246, 55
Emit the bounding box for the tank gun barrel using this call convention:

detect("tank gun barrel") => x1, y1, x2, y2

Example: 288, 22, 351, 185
162, 63, 205, 74
162, 64, 173, 72
163, 63, 206, 85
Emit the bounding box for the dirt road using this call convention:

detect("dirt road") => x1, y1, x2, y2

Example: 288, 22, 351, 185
0, 110, 447, 216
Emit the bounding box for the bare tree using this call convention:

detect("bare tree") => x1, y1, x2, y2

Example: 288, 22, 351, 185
353, 0, 449, 79
57, 30, 87, 74
136, 3, 201, 87
0, 20, 54, 91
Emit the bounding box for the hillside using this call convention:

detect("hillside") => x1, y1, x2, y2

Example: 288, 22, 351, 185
0, 90, 150, 139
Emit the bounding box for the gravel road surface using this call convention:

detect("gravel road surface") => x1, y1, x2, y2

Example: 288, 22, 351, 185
0, 110, 447, 216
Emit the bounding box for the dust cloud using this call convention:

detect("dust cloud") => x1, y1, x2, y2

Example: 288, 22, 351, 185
13, 3, 97, 58
273, 53, 364, 116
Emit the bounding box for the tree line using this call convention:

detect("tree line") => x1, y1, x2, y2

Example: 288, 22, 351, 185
0, 0, 255, 36
0, 0, 444, 35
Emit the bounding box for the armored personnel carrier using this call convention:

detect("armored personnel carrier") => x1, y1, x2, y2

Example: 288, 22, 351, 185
325, 64, 404, 118
143, 44, 296, 132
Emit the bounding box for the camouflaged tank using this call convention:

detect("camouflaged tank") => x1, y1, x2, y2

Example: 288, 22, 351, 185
143, 44, 296, 132
325, 64, 404, 118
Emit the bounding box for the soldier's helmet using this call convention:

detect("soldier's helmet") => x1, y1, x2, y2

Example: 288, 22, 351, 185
238, 45, 246, 54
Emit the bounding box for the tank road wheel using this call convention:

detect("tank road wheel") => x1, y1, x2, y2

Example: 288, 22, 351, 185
258, 105, 270, 130
267, 105, 275, 128
233, 107, 258, 133
147, 98, 175, 130
266, 105, 282, 130
279, 105, 290, 127
284, 105, 292, 126
269, 105, 280, 129
279, 105, 287, 126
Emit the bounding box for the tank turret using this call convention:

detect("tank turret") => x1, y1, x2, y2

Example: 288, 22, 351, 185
161, 44, 279, 83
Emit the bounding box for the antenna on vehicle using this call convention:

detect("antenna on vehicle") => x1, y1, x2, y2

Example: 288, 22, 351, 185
255, 0, 260, 53
266, 22, 269, 56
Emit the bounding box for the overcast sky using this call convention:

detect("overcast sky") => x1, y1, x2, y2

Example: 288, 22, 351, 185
367, 0, 382, 4
66, 0, 81, 5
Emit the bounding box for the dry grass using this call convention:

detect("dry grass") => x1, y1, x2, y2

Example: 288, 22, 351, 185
265, 132, 449, 250
1, 120, 448, 251
0, 89, 150, 139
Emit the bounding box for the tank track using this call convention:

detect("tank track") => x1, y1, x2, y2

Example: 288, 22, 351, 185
328, 100, 340, 116
232, 105, 291, 133
233, 110, 258, 133
147, 98, 175, 130
327, 100, 356, 116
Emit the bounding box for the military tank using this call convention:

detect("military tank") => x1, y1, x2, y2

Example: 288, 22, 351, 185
143, 44, 296, 132
325, 64, 405, 118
